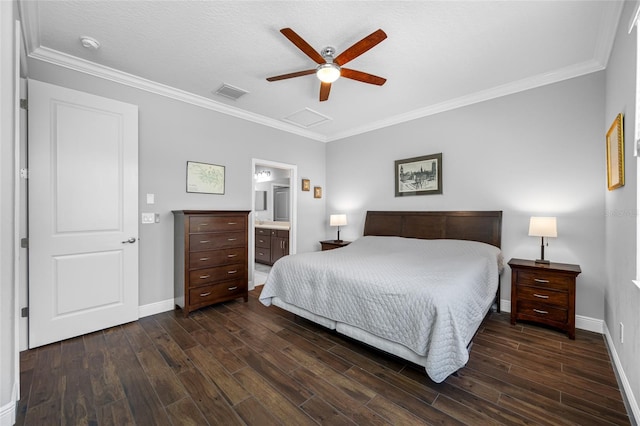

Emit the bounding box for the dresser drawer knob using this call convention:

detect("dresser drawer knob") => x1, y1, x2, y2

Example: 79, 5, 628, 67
228, 286, 238, 291
228, 222, 237, 225
227, 254, 237, 258
534, 278, 550, 283
199, 275, 210, 279
199, 257, 209, 261
228, 238, 237, 241
533, 293, 549, 299
533, 309, 548, 315
200, 292, 212, 297
227, 270, 237, 274
200, 240, 210, 244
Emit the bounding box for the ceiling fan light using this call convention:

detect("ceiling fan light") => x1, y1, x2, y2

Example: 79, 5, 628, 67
316, 63, 341, 83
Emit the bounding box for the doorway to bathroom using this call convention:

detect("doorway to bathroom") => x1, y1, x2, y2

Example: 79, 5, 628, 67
251, 159, 297, 290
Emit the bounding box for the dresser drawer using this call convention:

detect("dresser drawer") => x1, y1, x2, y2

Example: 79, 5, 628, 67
255, 235, 270, 248
515, 270, 572, 291
188, 247, 246, 269
255, 248, 271, 263
517, 300, 567, 324
189, 231, 245, 251
188, 264, 245, 286
189, 215, 246, 233
188, 280, 247, 306
516, 285, 568, 306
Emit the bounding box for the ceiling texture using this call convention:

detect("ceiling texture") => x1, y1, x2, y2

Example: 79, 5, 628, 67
19, 1, 624, 142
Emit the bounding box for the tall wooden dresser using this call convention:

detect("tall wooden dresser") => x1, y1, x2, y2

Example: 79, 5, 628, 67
173, 210, 250, 317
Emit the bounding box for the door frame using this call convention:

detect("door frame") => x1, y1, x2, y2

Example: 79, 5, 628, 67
250, 158, 297, 290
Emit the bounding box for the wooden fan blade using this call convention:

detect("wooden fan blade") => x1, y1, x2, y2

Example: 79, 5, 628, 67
319, 82, 331, 101
280, 28, 325, 64
340, 68, 386, 86
334, 29, 387, 66
266, 69, 316, 82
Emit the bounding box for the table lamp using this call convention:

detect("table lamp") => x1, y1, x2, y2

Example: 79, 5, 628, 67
330, 214, 347, 242
528, 216, 557, 264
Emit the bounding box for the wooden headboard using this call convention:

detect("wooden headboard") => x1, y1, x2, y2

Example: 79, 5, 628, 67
363, 211, 502, 248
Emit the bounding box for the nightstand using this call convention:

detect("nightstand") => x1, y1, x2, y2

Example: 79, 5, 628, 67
320, 240, 351, 251
508, 258, 581, 339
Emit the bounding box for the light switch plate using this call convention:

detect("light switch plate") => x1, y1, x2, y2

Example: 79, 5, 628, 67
146, 193, 155, 204
141, 213, 155, 224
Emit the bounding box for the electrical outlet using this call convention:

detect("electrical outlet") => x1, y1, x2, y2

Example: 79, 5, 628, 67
620, 322, 624, 344
141, 213, 155, 224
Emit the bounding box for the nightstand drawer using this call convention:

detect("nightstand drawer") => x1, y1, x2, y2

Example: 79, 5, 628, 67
517, 285, 568, 306
515, 270, 572, 291
517, 300, 567, 323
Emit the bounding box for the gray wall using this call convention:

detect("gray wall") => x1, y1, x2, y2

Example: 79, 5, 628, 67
27, 60, 327, 307
604, 0, 640, 418
327, 72, 606, 321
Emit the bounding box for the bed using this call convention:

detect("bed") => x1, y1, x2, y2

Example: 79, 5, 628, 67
259, 210, 503, 383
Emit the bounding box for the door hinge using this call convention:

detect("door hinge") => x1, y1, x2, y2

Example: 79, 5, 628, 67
20, 98, 27, 110
20, 237, 28, 248
20, 168, 28, 179
21, 307, 29, 318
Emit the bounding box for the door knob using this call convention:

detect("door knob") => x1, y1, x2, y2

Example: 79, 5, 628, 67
121, 237, 137, 244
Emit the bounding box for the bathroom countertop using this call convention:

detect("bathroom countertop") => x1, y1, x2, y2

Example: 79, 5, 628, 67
255, 221, 290, 230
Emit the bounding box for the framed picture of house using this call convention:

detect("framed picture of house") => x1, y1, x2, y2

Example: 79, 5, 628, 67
606, 113, 624, 191
186, 161, 225, 194
395, 153, 442, 196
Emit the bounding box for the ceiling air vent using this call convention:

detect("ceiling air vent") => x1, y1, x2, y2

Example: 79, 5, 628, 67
213, 83, 249, 101
282, 108, 332, 128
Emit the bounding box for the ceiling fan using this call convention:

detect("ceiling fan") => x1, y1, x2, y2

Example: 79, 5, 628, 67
266, 28, 387, 102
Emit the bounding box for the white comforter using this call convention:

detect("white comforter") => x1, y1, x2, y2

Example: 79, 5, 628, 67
259, 236, 502, 382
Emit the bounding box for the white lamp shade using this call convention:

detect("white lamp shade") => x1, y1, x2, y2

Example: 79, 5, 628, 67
528, 216, 557, 237
330, 214, 347, 227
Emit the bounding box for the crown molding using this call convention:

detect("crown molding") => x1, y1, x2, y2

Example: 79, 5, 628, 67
326, 59, 605, 142
27, 47, 328, 142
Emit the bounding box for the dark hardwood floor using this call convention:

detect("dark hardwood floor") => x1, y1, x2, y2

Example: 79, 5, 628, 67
16, 287, 631, 425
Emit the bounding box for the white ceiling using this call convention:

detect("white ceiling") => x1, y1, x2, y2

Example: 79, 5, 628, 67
20, 1, 624, 142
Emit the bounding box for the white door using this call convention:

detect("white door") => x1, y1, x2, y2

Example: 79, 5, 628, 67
28, 79, 139, 348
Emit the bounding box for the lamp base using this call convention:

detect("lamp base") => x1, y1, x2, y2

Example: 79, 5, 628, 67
534, 259, 550, 264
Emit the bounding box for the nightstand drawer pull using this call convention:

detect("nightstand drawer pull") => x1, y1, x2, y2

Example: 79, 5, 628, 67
227, 254, 237, 258
199, 257, 209, 261
228, 286, 238, 291
227, 270, 237, 274
199, 240, 210, 244
533, 309, 548, 315
199, 275, 211, 279
228, 238, 237, 241
199, 292, 212, 297
228, 222, 237, 225
534, 278, 550, 283
533, 293, 549, 299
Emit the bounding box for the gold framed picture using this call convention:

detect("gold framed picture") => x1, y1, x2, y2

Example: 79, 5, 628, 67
302, 179, 310, 191
314, 186, 322, 198
606, 113, 624, 191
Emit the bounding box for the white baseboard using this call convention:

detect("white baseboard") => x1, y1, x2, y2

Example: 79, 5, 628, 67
138, 298, 174, 318
604, 322, 640, 425
0, 400, 15, 426
499, 299, 604, 334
